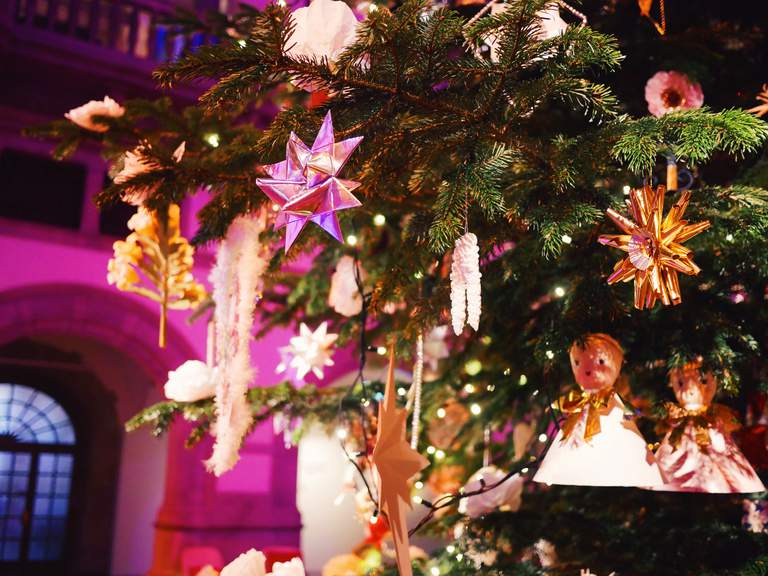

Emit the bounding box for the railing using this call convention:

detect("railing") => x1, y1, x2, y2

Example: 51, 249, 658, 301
4, 0, 211, 64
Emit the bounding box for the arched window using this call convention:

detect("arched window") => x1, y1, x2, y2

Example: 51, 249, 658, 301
0, 383, 76, 563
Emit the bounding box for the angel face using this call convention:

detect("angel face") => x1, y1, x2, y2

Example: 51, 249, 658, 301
669, 362, 717, 410
569, 334, 623, 392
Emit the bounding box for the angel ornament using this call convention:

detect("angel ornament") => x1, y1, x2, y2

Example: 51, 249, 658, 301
534, 333, 664, 487
654, 362, 765, 493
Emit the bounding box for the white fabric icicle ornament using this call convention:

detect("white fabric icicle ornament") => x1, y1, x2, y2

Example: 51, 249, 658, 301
205, 210, 271, 476
450, 232, 482, 335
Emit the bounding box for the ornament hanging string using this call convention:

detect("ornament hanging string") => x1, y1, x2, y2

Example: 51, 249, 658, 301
464, 0, 587, 30
638, 0, 666, 35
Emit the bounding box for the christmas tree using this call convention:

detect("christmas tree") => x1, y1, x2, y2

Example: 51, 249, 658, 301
28, 0, 768, 573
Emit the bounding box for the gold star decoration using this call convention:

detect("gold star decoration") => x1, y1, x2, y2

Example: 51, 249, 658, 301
372, 347, 428, 576
598, 184, 710, 310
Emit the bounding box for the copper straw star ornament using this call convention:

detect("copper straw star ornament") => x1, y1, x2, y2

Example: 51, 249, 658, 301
372, 346, 429, 576
255, 111, 363, 251
598, 184, 710, 310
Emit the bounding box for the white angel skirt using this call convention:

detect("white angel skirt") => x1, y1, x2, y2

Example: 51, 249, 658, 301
533, 394, 665, 487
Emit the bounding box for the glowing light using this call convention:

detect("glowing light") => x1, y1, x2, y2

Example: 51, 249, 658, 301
532, 389, 540, 397
446, 545, 456, 554
368, 2, 378, 12
271, 203, 281, 212
464, 359, 482, 376
463, 383, 476, 393
561, 234, 572, 245
373, 213, 386, 226
435, 449, 446, 460
414, 481, 424, 489
361, 398, 370, 407
376, 346, 387, 356
538, 433, 548, 443
204, 133, 220, 148
346, 234, 358, 246
238, 39, 247, 47
426, 445, 436, 455
521, 467, 529, 474
456, 553, 463, 561
470, 403, 482, 416
554, 286, 566, 298
519, 374, 528, 386
503, 367, 511, 376
622, 185, 631, 195
486, 384, 496, 392
545, 350, 555, 360
436, 407, 446, 419
336, 427, 348, 440
414, 271, 424, 279
397, 387, 407, 397
370, 514, 379, 524
430, 567, 440, 576
413, 495, 423, 504
726, 233, 734, 242
276, 0, 286, 5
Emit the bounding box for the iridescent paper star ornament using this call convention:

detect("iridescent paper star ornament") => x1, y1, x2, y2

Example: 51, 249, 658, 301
598, 184, 710, 310
372, 347, 429, 576
256, 111, 363, 251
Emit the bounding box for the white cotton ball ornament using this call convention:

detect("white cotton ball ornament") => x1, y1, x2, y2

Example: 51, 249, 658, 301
458, 466, 524, 518
328, 255, 366, 317
450, 232, 482, 335
163, 360, 217, 402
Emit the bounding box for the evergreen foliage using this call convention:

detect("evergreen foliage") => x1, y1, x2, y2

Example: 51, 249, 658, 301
28, 0, 768, 573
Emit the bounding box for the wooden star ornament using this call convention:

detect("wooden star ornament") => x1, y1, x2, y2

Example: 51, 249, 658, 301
372, 347, 429, 576
598, 184, 710, 310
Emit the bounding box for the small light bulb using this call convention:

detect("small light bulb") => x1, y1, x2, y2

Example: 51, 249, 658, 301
464, 359, 482, 376
519, 374, 528, 386
430, 567, 440, 576
726, 233, 734, 242
435, 449, 446, 460
336, 427, 348, 440
622, 185, 631, 195
561, 234, 572, 245
426, 445, 436, 455
413, 495, 423, 504
545, 350, 555, 359
376, 346, 387, 356
470, 403, 482, 416
368, 2, 378, 12
554, 286, 566, 298
369, 514, 378, 524
414, 271, 424, 279
205, 133, 220, 148
238, 39, 246, 47
456, 553, 463, 561
486, 384, 496, 392
397, 387, 407, 397
436, 407, 446, 419
521, 467, 529, 474
346, 234, 358, 246
414, 481, 424, 489
373, 213, 386, 226
276, 0, 286, 5
538, 433, 548, 443
532, 389, 540, 397
271, 203, 280, 212
463, 383, 476, 393
446, 545, 456, 554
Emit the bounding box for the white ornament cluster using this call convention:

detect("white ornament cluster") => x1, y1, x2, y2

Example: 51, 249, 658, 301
450, 232, 482, 335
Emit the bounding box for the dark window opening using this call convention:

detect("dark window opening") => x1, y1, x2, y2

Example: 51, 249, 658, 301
0, 149, 85, 230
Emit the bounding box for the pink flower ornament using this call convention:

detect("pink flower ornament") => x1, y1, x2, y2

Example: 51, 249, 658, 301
65, 96, 125, 132
645, 71, 704, 117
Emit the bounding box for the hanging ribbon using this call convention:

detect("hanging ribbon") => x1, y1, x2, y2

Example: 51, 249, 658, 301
555, 387, 614, 442
662, 403, 740, 450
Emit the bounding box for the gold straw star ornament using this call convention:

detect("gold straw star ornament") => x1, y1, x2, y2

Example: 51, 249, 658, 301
598, 184, 710, 310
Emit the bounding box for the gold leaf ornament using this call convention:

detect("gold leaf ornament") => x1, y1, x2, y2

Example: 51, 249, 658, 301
107, 204, 207, 347
598, 184, 710, 310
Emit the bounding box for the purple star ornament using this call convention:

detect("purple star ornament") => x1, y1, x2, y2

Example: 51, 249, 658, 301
256, 111, 363, 251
